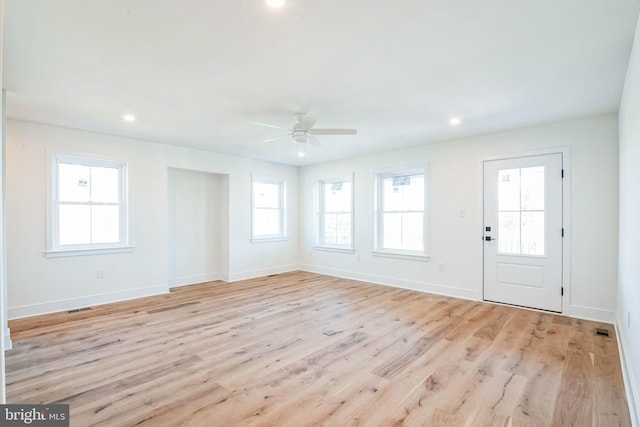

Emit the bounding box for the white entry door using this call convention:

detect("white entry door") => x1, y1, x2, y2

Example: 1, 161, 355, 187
483, 153, 563, 312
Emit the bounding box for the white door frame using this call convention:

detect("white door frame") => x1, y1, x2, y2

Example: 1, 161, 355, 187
479, 147, 571, 315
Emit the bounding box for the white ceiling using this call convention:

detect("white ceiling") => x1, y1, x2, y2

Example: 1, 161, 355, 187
4, 1, 639, 166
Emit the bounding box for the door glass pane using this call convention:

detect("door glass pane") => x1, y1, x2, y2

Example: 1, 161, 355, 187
59, 205, 91, 245
497, 166, 546, 256
521, 212, 545, 256
498, 169, 520, 211
521, 167, 545, 210
498, 212, 521, 254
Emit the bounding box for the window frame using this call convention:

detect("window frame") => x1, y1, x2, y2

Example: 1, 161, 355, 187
373, 166, 429, 260
46, 152, 132, 257
251, 175, 287, 242
314, 175, 354, 253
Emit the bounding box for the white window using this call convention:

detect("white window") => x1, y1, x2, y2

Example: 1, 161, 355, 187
252, 176, 286, 241
48, 154, 131, 256
374, 167, 427, 258
316, 176, 353, 251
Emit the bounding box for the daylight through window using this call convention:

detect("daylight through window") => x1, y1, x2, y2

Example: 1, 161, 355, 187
316, 177, 353, 249
252, 177, 286, 240
50, 154, 129, 254
375, 168, 426, 256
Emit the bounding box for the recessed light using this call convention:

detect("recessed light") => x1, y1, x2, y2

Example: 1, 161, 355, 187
122, 114, 136, 123
449, 117, 461, 126
266, 0, 285, 8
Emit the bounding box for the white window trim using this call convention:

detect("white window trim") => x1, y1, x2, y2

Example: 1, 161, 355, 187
314, 246, 355, 254
373, 165, 429, 259
314, 174, 354, 252
370, 249, 429, 261
46, 152, 133, 257
251, 175, 288, 242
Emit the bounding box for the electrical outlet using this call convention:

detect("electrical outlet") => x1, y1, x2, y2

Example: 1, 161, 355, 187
355, 254, 361, 263
438, 263, 445, 272
96, 268, 105, 279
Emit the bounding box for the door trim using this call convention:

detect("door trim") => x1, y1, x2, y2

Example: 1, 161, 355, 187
479, 147, 571, 315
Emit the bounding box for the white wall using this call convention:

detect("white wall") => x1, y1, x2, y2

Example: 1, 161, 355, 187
168, 168, 228, 286
299, 114, 619, 322
0, 0, 6, 404
618, 12, 640, 427
6, 120, 299, 318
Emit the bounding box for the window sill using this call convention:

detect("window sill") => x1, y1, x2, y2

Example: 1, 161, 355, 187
370, 250, 430, 262
251, 236, 289, 243
313, 246, 355, 254
45, 246, 135, 258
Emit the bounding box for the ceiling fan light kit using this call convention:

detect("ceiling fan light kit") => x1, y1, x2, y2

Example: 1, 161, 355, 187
292, 130, 309, 144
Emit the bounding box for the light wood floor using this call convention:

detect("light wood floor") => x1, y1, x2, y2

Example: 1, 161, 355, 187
6, 271, 630, 426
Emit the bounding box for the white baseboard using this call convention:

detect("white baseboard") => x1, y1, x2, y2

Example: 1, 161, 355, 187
227, 264, 299, 282
616, 318, 640, 427
567, 304, 616, 323
8, 284, 169, 320
300, 264, 481, 301
168, 272, 222, 288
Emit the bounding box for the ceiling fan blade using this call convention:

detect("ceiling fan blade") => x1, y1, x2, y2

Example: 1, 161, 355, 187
263, 134, 289, 143
310, 129, 357, 135
298, 112, 318, 130
250, 121, 290, 131
309, 135, 323, 147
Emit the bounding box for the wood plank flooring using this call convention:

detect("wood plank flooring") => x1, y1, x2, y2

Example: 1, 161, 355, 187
6, 271, 631, 426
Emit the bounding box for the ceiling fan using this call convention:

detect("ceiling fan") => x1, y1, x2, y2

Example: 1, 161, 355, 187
251, 113, 357, 147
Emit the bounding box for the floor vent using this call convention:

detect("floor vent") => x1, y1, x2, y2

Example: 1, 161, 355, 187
68, 307, 92, 314
323, 329, 337, 336
594, 327, 611, 337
